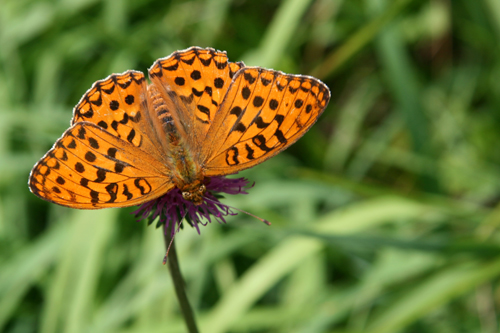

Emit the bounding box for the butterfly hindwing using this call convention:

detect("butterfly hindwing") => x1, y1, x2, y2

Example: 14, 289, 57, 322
202, 67, 330, 176
148, 47, 245, 156
29, 122, 173, 209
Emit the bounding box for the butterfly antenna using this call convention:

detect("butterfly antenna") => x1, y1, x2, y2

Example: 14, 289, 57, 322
204, 197, 271, 226
162, 236, 175, 265
163, 210, 189, 265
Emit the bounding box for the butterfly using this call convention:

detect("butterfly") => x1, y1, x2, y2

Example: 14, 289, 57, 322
29, 47, 330, 209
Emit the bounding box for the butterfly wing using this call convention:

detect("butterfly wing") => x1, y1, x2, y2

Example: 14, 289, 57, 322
30, 69, 176, 208
72, 70, 169, 165
148, 47, 245, 157
29, 122, 173, 209
201, 67, 330, 176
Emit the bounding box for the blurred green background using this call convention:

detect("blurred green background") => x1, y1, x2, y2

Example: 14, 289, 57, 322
2, 0, 500, 332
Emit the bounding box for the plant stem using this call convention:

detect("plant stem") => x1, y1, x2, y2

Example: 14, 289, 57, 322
164, 231, 199, 333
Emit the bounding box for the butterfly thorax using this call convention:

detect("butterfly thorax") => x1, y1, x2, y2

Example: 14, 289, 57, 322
149, 84, 206, 205
170, 145, 206, 205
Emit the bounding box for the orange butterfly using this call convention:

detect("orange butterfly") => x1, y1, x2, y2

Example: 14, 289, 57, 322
29, 47, 330, 209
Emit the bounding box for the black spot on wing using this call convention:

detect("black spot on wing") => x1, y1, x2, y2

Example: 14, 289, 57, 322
181, 56, 195, 65
245, 144, 255, 160
269, 99, 279, 110
115, 162, 125, 173
85, 151, 96, 162
127, 129, 136, 143
110, 100, 119, 111
226, 147, 239, 166
200, 57, 212, 67
75, 162, 85, 173
61, 151, 68, 161
252, 135, 272, 152
242, 87, 251, 100
255, 116, 270, 129
102, 85, 115, 94
105, 183, 118, 203
77, 127, 86, 139
134, 178, 152, 195
214, 78, 224, 88
125, 95, 135, 105
90, 190, 99, 204
191, 70, 201, 80
80, 178, 89, 187
122, 184, 133, 200
253, 96, 264, 107
235, 122, 246, 133
80, 108, 94, 119
197, 105, 210, 117
275, 114, 285, 125
215, 59, 227, 69
261, 77, 271, 86
162, 63, 178, 71
192, 88, 203, 97
230, 106, 243, 117
204, 86, 213, 97
88, 137, 99, 149
52, 160, 60, 170
243, 72, 256, 84
175, 77, 185, 86
275, 129, 287, 144
89, 94, 102, 106
117, 79, 132, 89
119, 113, 129, 125
97, 121, 108, 129
95, 168, 106, 182
107, 147, 117, 158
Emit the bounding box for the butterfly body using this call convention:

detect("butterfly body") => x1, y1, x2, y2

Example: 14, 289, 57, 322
148, 83, 207, 204
29, 47, 330, 209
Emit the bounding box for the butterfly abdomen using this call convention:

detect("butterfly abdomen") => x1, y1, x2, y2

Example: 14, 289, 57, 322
148, 84, 174, 130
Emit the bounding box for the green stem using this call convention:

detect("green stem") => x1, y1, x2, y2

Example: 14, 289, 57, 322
164, 231, 199, 333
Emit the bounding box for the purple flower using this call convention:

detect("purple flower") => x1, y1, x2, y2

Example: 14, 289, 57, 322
133, 176, 263, 237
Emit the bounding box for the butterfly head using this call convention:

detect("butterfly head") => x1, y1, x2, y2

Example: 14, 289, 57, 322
181, 183, 207, 205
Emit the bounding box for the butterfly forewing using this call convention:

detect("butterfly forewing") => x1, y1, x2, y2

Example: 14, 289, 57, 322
29, 122, 173, 209
202, 67, 330, 176
72, 70, 168, 166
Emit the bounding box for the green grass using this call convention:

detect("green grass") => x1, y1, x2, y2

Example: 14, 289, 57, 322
1, 0, 500, 332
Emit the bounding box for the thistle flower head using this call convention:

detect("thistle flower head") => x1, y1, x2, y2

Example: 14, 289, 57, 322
133, 176, 254, 236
